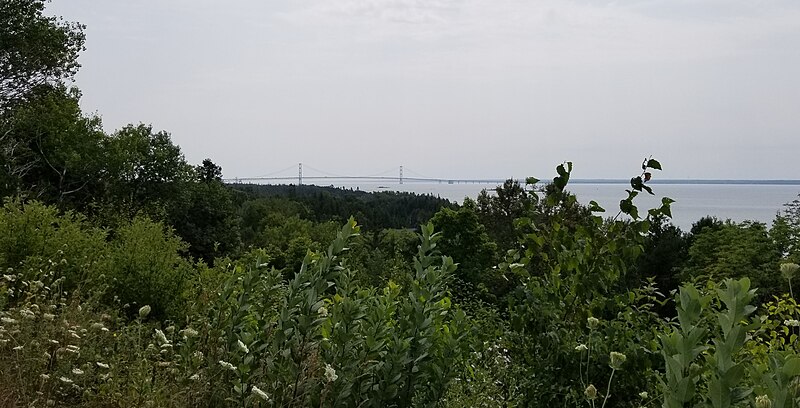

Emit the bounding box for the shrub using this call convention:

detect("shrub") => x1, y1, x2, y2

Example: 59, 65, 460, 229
0, 199, 107, 307
106, 217, 193, 319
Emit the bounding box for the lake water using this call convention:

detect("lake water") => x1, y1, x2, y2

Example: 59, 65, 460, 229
325, 182, 800, 231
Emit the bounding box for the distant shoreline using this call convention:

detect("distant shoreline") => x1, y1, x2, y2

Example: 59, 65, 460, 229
569, 179, 800, 186
228, 179, 800, 187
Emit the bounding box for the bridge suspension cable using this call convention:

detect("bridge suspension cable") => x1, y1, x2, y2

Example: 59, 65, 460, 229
403, 167, 432, 179
365, 167, 398, 177
302, 164, 350, 178
253, 164, 297, 178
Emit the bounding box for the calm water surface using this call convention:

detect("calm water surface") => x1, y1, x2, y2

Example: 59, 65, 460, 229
327, 182, 800, 231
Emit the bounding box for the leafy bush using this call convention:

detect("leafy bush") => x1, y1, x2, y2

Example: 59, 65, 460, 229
0, 200, 107, 306
106, 217, 193, 320
660, 277, 800, 408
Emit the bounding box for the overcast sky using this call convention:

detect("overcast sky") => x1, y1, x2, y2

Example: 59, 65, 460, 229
49, 0, 800, 180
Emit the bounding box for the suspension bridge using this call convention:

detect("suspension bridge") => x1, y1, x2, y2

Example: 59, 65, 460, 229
223, 164, 800, 187
223, 163, 511, 185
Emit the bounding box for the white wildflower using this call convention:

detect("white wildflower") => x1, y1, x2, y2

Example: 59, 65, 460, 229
72, 368, 84, 375
59, 376, 73, 384
781, 263, 800, 278
138, 305, 151, 319
49, 339, 59, 345
40, 374, 50, 380
584, 384, 598, 400
154, 329, 169, 345
181, 327, 198, 338
756, 395, 772, 408
610, 351, 627, 370
575, 344, 588, 352
189, 373, 200, 381
318, 306, 329, 317
219, 360, 236, 371
1, 317, 17, 324
252, 385, 270, 401
324, 364, 338, 382
784, 319, 800, 327
587, 317, 600, 330
96, 362, 109, 369
43, 313, 55, 321
12, 345, 23, 351
237, 339, 249, 354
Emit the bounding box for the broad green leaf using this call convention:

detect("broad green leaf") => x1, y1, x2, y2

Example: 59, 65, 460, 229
647, 158, 662, 170
781, 357, 800, 376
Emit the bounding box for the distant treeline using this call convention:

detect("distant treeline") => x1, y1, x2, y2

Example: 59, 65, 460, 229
231, 183, 456, 230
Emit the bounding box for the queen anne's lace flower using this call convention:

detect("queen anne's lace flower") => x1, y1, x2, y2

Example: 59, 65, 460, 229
181, 327, 198, 338
610, 352, 627, 370
756, 395, 772, 408
324, 364, 338, 382
584, 384, 597, 400
154, 329, 169, 345
138, 305, 151, 319
252, 386, 270, 401
780, 263, 800, 278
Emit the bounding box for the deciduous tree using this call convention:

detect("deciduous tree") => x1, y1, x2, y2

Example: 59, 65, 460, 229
0, 0, 85, 110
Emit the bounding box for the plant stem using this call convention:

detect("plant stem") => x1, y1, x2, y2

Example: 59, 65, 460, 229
601, 369, 616, 408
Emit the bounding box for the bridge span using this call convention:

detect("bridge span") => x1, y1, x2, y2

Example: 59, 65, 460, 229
223, 163, 517, 185
224, 175, 509, 185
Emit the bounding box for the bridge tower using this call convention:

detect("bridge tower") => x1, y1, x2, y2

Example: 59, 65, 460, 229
298, 163, 303, 185
399, 165, 403, 185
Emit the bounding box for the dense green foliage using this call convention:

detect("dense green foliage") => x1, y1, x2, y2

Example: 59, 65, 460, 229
0, 0, 84, 108
235, 183, 455, 230
3, 2, 800, 407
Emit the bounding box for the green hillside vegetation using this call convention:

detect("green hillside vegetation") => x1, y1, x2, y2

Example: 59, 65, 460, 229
3, 2, 800, 407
